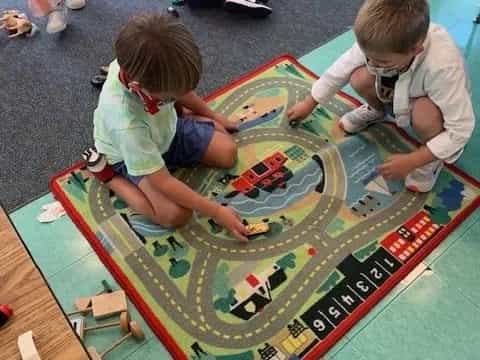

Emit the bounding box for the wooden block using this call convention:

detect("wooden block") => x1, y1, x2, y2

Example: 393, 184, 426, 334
17, 330, 41, 360
91, 290, 127, 319
74, 297, 92, 312
245, 223, 270, 236
87, 347, 101, 360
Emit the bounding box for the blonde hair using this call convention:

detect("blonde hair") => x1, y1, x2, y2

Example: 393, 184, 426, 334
354, 0, 430, 54
115, 14, 202, 94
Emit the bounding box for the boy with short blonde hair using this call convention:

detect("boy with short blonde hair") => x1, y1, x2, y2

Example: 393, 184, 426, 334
85, 14, 248, 241
288, 0, 475, 192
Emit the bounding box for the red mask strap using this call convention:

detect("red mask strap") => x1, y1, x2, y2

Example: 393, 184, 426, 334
118, 69, 160, 115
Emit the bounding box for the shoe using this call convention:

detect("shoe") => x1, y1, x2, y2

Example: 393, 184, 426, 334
339, 104, 385, 134
46, 8, 67, 33
405, 160, 444, 193
91, 74, 107, 88
65, 0, 86, 10
82, 148, 115, 183
224, 0, 272, 17
99, 65, 110, 75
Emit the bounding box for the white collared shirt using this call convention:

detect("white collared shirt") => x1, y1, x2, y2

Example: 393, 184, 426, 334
311, 24, 475, 163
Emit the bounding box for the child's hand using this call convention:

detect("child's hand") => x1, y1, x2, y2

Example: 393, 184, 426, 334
378, 154, 416, 180
287, 96, 317, 125
213, 206, 249, 242
212, 114, 239, 133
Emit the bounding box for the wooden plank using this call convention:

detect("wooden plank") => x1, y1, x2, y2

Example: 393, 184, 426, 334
0, 207, 89, 360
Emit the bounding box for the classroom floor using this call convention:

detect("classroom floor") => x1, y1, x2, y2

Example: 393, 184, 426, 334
10, 0, 480, 359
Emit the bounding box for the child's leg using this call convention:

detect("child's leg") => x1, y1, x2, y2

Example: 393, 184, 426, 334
108, 176, 192, 228
201, 130, 237, 169
163, 116, 237, 170
137, 178, 193, 227
405, 97, 445, 193
184, 115, 237, 168
410, 97, 444, 142
28, 0, 58, 17
350, 66, 383, 111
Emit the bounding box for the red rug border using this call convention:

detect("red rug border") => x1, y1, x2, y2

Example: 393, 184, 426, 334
49, 54, 480, 360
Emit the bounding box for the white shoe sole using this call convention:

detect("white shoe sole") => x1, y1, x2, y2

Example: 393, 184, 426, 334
224, 0, 272, 17
46, 9, 67, 33
47, 23, 66, 33
46, 21, 67, 33
66, 0, 86, 9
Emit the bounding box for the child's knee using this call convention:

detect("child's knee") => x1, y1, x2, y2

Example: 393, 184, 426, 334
156, 207, 192, 228
350, 66, 375, 95
218, 139, 238, 168
411, 97, 444, 141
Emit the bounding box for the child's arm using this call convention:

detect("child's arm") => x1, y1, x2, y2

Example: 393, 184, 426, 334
111, 127, 247, 241
288, 43, 366, 122
422, 66, 475, 163
178, 91, 238, 132
378, 146, 436, 180
145, 168, 248, 242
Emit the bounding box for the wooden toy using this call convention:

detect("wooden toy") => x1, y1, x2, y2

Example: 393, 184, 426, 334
67, 305, 92, 317
80, 311, 130, 340
0, 10, 35, 38
74, 297, 92, 312
245, 222, 270, 236
67, 286, 125, 318
87, 348, 101, 360
87, 321, 145, 359
0, 304, 13, 328
1, 10, 20, 28
17, 331, 41, 360
91, 290, 127, 319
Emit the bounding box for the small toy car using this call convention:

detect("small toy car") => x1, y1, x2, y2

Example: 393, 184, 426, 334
245, 222, 270, 236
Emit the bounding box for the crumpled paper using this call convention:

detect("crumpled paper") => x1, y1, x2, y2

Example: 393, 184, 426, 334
37, 201, 66, 223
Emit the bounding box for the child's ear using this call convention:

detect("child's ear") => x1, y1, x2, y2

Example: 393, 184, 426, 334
128, 81, 141, 92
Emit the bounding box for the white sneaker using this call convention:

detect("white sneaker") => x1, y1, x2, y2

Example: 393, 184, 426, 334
82, 148, 107, 173
224, 0, 272, 17
405, 160, 444, 193
82, 147, 116, 183
46, 8, 67, 33
339, 104, 385, 134
66, 0, 86, 10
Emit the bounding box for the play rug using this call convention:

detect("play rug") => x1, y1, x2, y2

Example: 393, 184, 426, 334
51, 55, 480, 360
